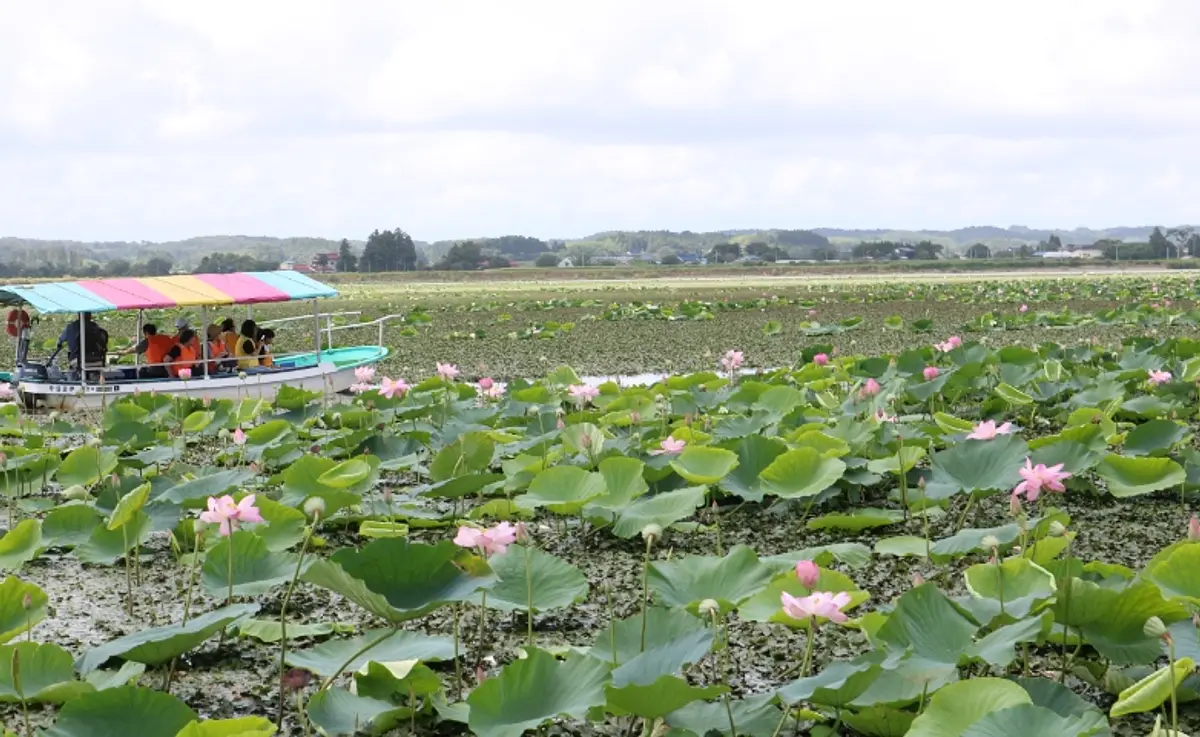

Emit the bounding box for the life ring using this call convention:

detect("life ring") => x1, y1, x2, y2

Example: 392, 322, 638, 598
4, 309, 29, 338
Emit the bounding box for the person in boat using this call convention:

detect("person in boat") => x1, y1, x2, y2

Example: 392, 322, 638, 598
117, 323, 174, 379
219, 318, 238, 354
164, 328, 198, 378
174, 318, 200, 353
257, 328, 276, 368
205, 324, 230, 374
233, 320, 260, 370
56, 312, 109, 372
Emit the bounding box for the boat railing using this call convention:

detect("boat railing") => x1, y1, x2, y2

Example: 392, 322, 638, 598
28, 346, 334, 382
258, 311, 364, 351
318, 314, 410, 348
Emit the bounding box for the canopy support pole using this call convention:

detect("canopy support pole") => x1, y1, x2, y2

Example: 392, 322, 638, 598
312, 299, 321, 362
78, 312, 86, 388
134, 310, 143, 374
201, 305, 209, 379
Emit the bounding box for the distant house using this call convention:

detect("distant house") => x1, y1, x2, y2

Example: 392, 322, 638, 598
310, 252, 339, 272
1037, 248, 1103, 260
281, 261, 316, 273
557, 257, 574, 268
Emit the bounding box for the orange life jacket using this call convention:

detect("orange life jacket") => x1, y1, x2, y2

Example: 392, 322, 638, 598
169, 343, 198, 378
144, 334, 175, 366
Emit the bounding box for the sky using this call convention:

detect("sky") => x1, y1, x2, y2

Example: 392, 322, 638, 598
2, 1, 1198, 243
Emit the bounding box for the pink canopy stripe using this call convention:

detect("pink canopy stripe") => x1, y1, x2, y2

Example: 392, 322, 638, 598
76, 277, 181, 311
193, 273, 291, 304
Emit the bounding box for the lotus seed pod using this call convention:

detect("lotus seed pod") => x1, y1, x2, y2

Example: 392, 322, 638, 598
303, 497, 327, 519
1143, 616, 1168, 639
62, 485, 89, 501
1047, 521, 1067, 538
641, 524, 663, 542
698, 599, 719, 616
980, 535, 1000, 550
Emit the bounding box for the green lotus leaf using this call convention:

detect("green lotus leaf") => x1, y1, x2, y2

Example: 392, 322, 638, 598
1110, 657, 1195, 717
159, 469, 256, 506
962, 558, 1057, 624
516, 465, 606, 515
841, 705, 916, 737
1144, 543, 1200, 606
465, 544, 587, 613
961, 704, 1109, 737
589, 606, 708, 666
587, 457, 649, 515
429, 431, 494, 482
923, 435, 1029, 500
1095, 454, 1186, 497
993, 382, 1034, 406
669, 446, 739, 485
611, 486, 707, 539
648, 545, 775, 615
714, 435, 787, 502
757, 447, 846, 499
77, 603, 258, 674
666, 692, 786, 737
301, 538, 494, 624
905, 678, 1031, 737
57, 446, 118, 489
605, 675, 726, 719
0, 577, 47, 644
236, 619, 336, 644
285, 629, 454, 676
38, 686, 197, 737
866, 447, 926, 476
73, 511, 151, 566
201, 531, 309, 597
0, 520, 41, 571
609, 629, 713, 688
1123, 419, 1187, 457
41, 505, 102, 549
466, 648, 611, 737
874, 536, 929, 558
317, 458, 372, 488
778, 659, 881, 707
173, 716, 277, 737
106, 483, 150, 531
807, 508, 905, 533
0, 642, 92, 703
305, 688, 403, 737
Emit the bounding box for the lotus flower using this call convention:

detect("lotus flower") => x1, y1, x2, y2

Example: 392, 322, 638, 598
650, 437, 687, 456
0, 383, 13, 402
177, 368, 192, 380
923, 366, 939, 381
967, 420, 1014, 440
859, 378, 881, 398
567, 384, 599, 405
780, 591, 851, 623
478, 377, 494, 391
794, 560, 820, 588
436, 362, 459, 381
873, 409, 897, 423
453, 522, 518, 557
719, 350, 744, 372
232, 427, 247, 446
199, 494, 263, 536
813, 353, 829, 366
1148, 370, 1172, 386
354, 366, 376, 383
1189, 515, 1200, 541
1011, 458, 1071, 503
1018, 304, 1029, 313
379, 376, 410, 399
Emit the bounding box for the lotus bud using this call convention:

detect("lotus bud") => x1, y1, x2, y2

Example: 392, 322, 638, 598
303, 497, 326, 520
980, 535, 1000, 551
1009, 493, 1023, 517
1188, 515, 1200, 541
912, 571, 924, 587
795, 560, 820, 588
218, 428, 230, 440
629, 411, 642, 425
193, 518, 208, 535
1144, 616, 1169, 640
475, 663, 487, 684
641, 524, 663, 543
698, 599, 720, 616
238, 371, 248, 380
281, 668, 311, 692
1047, 521, 1067, 538
86, 437, 101, 447
21, 593, 31, 610
62, 485, 89, 501
515, 521, 530, 543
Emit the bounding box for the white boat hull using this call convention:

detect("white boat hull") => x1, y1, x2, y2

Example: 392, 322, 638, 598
19, 362, 357, 411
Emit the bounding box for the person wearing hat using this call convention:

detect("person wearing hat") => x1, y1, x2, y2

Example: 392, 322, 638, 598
174, 317, 200, 355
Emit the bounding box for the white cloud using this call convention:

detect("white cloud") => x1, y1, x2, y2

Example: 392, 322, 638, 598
1, 0, 1199, 242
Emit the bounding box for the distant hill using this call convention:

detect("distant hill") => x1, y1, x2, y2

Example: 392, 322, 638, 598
812, 225, 1161, 251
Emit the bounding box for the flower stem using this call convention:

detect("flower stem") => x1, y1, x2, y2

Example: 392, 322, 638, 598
799, 616, 817, 678
278, 522, 316, 731
477, 591, 488, 663
640, 536, 653, 652
453, 605, 462, 699
227, 531, 235, 608
523, 545, 534, 648
1170, 638, 1180, 737
165, 530, 203, 693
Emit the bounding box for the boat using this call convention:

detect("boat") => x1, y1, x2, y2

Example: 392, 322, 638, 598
0, 271, 387, 411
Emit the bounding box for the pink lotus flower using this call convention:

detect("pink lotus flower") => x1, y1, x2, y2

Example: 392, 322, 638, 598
873, 409, 897, 423
177, 368, 193, 380
478, 383, 504, 400
719, 350, 744, 372
923, 366, 939, 381
966, 420, 1014, 440
859, 378, 881, 399
354, 366, 376, 383
650, 437, 687, 456
1011, 458, 1071, 503
806, 309, 817, 317
232, 427, 246, 446
780, 590, 852, 623
453, 522, 518, 556
1189, 515, 1200, 541
436, 362, 459, 381
948, 336, 963, 348
0, 383, 12, 401
1148, 370, 1172, 386
350, 382, 373, 394
813, 353, 829, 366
794, 560, 820, 588
1019, 304, 1029, 313
567, 384, 599, 405
199, 494, 264, 536
478, 377, 494, 391
379, 376, 410, 399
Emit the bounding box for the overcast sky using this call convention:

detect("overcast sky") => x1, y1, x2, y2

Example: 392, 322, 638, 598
2, 1, 1197, 242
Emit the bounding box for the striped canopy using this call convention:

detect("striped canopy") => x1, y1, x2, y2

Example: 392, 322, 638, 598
0, 271, 338, 315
